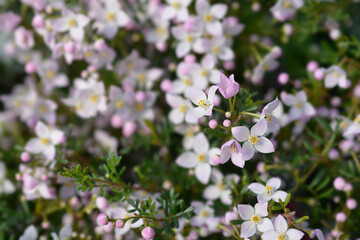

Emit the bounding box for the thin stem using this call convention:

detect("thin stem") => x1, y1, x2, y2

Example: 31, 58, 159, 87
350, 150, 360, 173
218, 224, 241, 240
242, 112, 261, 118
213, 107, 225, 114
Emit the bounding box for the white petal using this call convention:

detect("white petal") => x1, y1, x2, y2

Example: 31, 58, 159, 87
231, 126, 250, 142
162, 6, 176, 20
50, 129, 63, 145
286, 229, 305, 240
272, 191, 288, 203
241, 141, 255, 161
25, 139, 43, 153
257, 194, 272, 203
203, 185, 221, 200
219, 46, 234, 61
231, 151, 244, 168
195, 0, 210, 15
248, 183, 265, 194
176, 41, 191, 58
254, 137, 275, 153
257, 217, 274, 233
240, 221, 256, 238
70, 27, 84, 42
189, 88, 206, 105
176, 152, 198, 168
266, 177, 281, 190
274, 215, 288, 234
3, 179, 16, 194
185, 107, 206, 122
251, 118, 267, 136
210, 4, 228, 19
35, 121, 49, 138
304, 103, 316, 117
262, 231, 280, 240
207, 85, 218, 103
43, 145, 56, 160
254, 202, 268, 217
206, 21, 223, 36
169, 109, 184, 125
237, 204, 254, 220
193, 132, 209, 154
195, 163, 211, 184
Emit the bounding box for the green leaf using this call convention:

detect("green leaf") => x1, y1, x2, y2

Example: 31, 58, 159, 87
230, 220, 243, 225
303, 140, 314, 154
204, 128, 227, 138
284, 193, 291, 207
295, 216, 309, 224
315, 118, 333, 133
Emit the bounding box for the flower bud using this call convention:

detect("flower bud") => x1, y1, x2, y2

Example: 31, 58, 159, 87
335, 212, 346, 222
208, 119, 217, 129
225, 112, 231, 118
21, 152, 31, 162
103, 222, 114, 232
223, 119, 231, 127
333, 177, 346, 190
96, 197, 108, 210
314, 69, 324, 81
160, 79, 171, 92
278, 73, 289, 85
306, 61, 318, 72
141, 227, 155, 240
346, 198, 357, 210
97, 213, 109, 226
212, 155, 221, 165
25, 62, 37, 74
115, 220, 124, 228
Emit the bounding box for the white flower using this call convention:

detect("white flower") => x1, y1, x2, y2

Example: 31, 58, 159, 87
205, 37, 235, 61
270, 0, 304, 22
174, 124, 199, 150
171, 25, 203, 58
203, 168, 240, 205
261, 215, 304, 240
248, 177, 288, 203
166, 93, 194, 125
51, 224, 72, 240
343, 114, 360, 140
195, 0, 227, 36
92, 0, 130, 39
237, 202, 273, 238
106, 206, 143, 236
261, 97, 281, 135
162, 0, 192, 22
36, 60, 69, 92
25, 121, 63, 160
0, 161, 16, 195
175, 132, 219, 184
185, 86, 218, 122
281, 91, 316, 121
53, 8, 90, 42
19, 225, 38, 240
323, 66, 348, 89
109, 86, 132, 120
251, 50, 279, 84
231, 119, 275, 161
190, 201, 215, 227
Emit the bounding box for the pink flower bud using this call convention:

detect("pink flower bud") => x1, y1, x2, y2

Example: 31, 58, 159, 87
278, 73, 289, 85
64, 42, 76, 54
212, 155, 221, 165
346, 198, 357, 210
96, 197, 108, 210
331, 97, 341, 107
353, 84, 360, 98
160, 79, 171, 92
223, 119, 231, 127
328, 148, 339, 160
123, 122, 137, 137
94, 39, 107, 51
314, 69, 324, 81
111, 115, 123, 128
333, 196, 340, 203
21, 152, 31, 162
283, 23, 293, 36
213, 95, 221, 106
335, 212, 346, 222
141, 227, 155, 240
217, 74, 240, 99
115, 220, 124, 228
224, 211, 237, 225
343, 183, 353, 192
97, 213, 109, 226
41, 175, 48, 181
32, 15, 44, 28
135, 91, 147, 102
42, 221, 50, 229
208, 119, 217, 129
70, 196, 79, 207
307, 61, 318, 72
225, 112, 231, 118
184, 54, 196, 63
333, 177, 346, 190
25, 62, 37, 74
103, 222, 114, 232
224, 61, 235, 70
257, 162, 265, 173
271, 46, 282, 58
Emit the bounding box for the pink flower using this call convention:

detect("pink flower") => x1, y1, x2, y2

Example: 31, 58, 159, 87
141, 227, 155, 240
217, 74, 240, 99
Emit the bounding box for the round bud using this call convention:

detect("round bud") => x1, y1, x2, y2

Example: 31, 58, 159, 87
160, 79, 171, 92
212, 155, 221, 165
123, 122, 137, 137
21, 152, 31, 162
184, 54, 196, 64
96, 197, 109, 210
25, 62, 37, 74
328, 148, 339, 160
141, 227, 155, 240
115, 220, 124, 229
225, 112, 231, 118
346, 198, 357, 210
135, 91, 147, 102
111, 115, 124, 129
64, 42, 76, 54
97, 213, 109, 226
42, 221, 50, 229
103, 222, 114, 232
307, 61, 318, 72
223, 119, 231, 127
335, 212, 346, 222
314, 69, 324, 81
224, 61, 235, 70
278, 73, 289, 85
208, 119, 217, 129
94, 39, 107, 51
343, 183, 353, 192
333, 177, 346, 191
353, 84, 360, 98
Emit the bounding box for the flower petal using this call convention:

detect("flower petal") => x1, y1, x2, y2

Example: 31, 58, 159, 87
195, 163, 211, 184
248, 183, 265, 194
266, 177, 281, 190
203, 185, 221, 200
185, 107, 205, 122
175, 152, 197, 168
286, 229, 305, 240
274, 215, 288, 233
240, 221, 256, 238
237, 204, 254, 220
231, 126, 249, 142
25, 139, 43, 154
193, 132, 209, 154
257, 217, 274, 233
254, 202, 268, 217
251, 118, 267, 136
272, 191, 288, 203
254, 137, 274, 153
241, 141, 255, 161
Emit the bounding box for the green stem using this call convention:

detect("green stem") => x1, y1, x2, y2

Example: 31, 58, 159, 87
242, 112, 261, 118
213, 107, 225, 114
350, 150, 360, 173
218, 224, 241, 240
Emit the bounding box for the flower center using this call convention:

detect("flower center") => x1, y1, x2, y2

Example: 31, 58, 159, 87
41, 138, 49, 145
284, 2, 291, 8
250, 136, 258, 144
179, 105, 188, 113
172, 2, 180, 8
213, 46, 220, 54
198, 99, 205, 107
278, 234, 285, 240
251, 215, 260, 223
183, 78, 192, 86
226, 33, 231, 39
204, 14, 213, 22
127, 63, 135, 70
201, 70, 207, 77
90, 94, 99, 103
47, 70, 55, 79
263, 64, 270, 71
355, 116, 360, 123
333, 72, 340, 78
135, 103, 143, 112
138, 73, 146, 82
116, 101, 124, 108
106, 12, 115, 21
186, 35, 193, 42
265, 185, 273, 196
198, 154, 206, 162
295, 102, 302, 108
156, 27, 165, 36
76, 103, 83, 111
217, 182, 225, 190
185, 129, 194, 137
85, 51, 93, 58
67, 19, 76, 27
39, 106, 47, 113
266, 114, 272, 122
200, 210, 209, 217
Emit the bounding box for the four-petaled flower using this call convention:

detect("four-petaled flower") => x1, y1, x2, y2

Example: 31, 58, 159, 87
248, 177, 288, 203
185, 86, 218, 122
261, 215, 304, 240
231, 119, 275, 161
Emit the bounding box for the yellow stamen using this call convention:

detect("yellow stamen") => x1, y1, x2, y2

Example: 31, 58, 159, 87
186, 35, 193, 42
85, 51, 93, 58
201, 70, 207, 77
213, 46, 220, 54
67, 19, 76, 27
90, 94, 99, 103
333, 72, 340, 78
39, 106, 47, 113
204, 14, 213, 22
263, 64, 270, 71
156, 27, 165, 35
172, 2, 180, 8
284, 2, 291, 8
41, 138, 49, 145
278, 234, 285, 240
185, 129, 194, 137
138, 73, 146, 82
217, 182, 224, 190
127, 63, 135, 70
266, 185, 272, 191
198, 154, 205, 162
295, 102, 302, 108
106, 12, 115, 21
116, 101, 124, 108
266, 115, 272, 122
179, 105, 187, 113
47, 70, 55, 79
76, 103, 83, 111
183, 78, 192, 86
135, 103, 143, 112
198, 99, 205, 107
250, 136, 258, 144
251, 215, 260, 223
